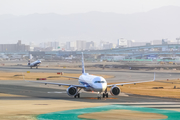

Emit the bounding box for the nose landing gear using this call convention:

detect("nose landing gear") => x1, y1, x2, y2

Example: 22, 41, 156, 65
97, 92, 101, 99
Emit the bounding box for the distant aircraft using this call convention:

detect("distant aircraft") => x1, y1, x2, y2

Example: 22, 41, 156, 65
28, 60, 41, 69
27, 53, 155, 99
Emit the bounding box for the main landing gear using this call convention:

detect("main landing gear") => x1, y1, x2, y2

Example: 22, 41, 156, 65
74, 93, 80, 98
97, 92, 108, 99
102, 88, 108, 98
74, 88, 81, 98
103, 93, 108, 98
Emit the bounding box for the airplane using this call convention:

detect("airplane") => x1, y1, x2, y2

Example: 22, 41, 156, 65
27, 53, 155, 99
28, 60, 41, 69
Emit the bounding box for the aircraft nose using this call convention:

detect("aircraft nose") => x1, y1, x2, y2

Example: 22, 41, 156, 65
96, 83, 107, 92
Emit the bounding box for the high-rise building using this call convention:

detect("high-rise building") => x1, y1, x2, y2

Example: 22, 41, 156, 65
117, 38, 128, 47
70, 41, 76, 50
39, 41, 60, 50
76, 40, 86, 50
59, 43, 66, 51
29, 42, 36, 51
102, 42, 113, 49
66, 42, 71, 50
65, 41, 76, 50
51, 41, 59, 49
86, 41, 95, 50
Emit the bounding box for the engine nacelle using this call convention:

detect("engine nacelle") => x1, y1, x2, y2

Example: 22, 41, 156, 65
66, 86, 78, 96
110, 86, 121, 96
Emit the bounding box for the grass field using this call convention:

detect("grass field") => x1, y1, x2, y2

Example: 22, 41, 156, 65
78, 109, 167, 120
108, 79, 180, 99
0, 100, 108, 120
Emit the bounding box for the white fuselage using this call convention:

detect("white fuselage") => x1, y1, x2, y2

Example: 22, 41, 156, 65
29, 60, 41, 67
78, 73, 107, 92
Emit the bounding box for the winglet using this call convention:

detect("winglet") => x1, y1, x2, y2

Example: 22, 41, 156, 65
153, 72, 156, 81
82, 52, 85, 74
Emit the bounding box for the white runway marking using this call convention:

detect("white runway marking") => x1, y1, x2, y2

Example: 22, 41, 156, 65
47, 91, 66, 94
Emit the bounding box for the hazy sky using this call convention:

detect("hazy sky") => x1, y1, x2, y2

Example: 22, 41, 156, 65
0, 0, 180, 15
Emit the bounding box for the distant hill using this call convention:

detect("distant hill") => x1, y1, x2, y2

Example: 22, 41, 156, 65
0, 6, 179, 44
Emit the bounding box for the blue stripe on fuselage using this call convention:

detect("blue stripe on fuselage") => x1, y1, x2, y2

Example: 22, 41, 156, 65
80, 81, 94, 89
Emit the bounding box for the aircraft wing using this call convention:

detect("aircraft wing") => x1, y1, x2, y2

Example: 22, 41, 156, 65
60, 76, 79, 79
107, 73, 155, 87
26, 80, 86, 88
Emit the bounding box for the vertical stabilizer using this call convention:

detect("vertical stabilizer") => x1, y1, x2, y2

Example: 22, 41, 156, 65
82, 52, 85, 74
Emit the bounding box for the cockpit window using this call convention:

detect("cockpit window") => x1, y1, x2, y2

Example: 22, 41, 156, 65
94, 81, 105, 83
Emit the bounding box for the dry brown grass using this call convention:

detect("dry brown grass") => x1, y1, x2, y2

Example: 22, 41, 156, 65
108, 79, 180, 99
78, 110, 167, 120
0, 100, 108, 120
0, 93, 26, 97
0, 72, 113, 80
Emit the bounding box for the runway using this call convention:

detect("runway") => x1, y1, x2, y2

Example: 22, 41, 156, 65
0, 65, 180, 102
1, 65, 180, 82
0, 66, 180, 103
1, 83, 180, 103
0, 65, 180, 120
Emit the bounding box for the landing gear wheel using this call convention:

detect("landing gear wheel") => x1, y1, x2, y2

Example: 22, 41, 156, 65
102, 93, 108, 98
31, 67, 32, 69
106, 93, 108, 98
103, 93, 105, 98
77, 93, 80, 98
74, 93, 80, 98
36, 67, 38, 69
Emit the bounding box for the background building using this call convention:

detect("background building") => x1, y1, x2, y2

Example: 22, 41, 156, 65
51, 41, 59, 50
0, 40, 30, 52
151, 40, 162, 45
86, 41, 95, 50
117, 38, 128, 47
76, 40, 86, 50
